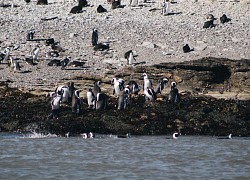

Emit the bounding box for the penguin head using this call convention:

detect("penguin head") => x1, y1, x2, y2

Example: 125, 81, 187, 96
171, 81, 177, 87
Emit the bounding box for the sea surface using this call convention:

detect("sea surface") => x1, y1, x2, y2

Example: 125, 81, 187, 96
0, 132, 250, 180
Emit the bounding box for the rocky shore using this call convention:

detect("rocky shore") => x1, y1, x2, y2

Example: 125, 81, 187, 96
0, 0, 249, 136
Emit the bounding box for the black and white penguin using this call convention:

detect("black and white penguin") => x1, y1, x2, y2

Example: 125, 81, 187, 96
127, 80, 141, 95
56, 85, 69, 103
30, 46, 40, 62
61, 57, 70, 70
144, 87, 157, 101
91, 28, 98, 46
112, 77, 125, 97
87, 88, 95, 109
72, 90, 81, 114
203, 14, 215, 28
117, 91, 130, 110
217, 134, 232, 139
48, 94, 62, 119
220, 14, 231, 24
155, 78, 169, 94
94, 43, 109, 51
111, 0, 121, 9
26, 30, 35, 41
93, 81, 102, 96
97, 5, 107, 13
37, 0, 48, 5
128, 51, 136, 65
0, 47, 10, 63
9, 57, 21, 72
183, 44, 194, 53
142, 73, 153, 91
172, 132, 180, 139
167, 81, 180, 105
95, 92, 108, 110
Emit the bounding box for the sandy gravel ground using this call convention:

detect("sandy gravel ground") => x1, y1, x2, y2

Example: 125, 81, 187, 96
0, 0, 249, 91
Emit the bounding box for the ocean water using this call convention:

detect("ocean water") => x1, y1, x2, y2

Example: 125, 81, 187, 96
0, 133, 250, 180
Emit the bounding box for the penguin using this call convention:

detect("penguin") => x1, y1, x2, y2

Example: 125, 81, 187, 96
51, 43, 65, 52
61, 57, 70, 70
45, 38, 55, 46
12, 60, 21, 72
26, 30, 35, 41
142, 73, 153, 91
88, 132, 94, 138
217, 134, 232, 139
9, 57, 21, 72
144, 87, 157, 101
124, 50, 133, 60
94, 43, 109, 51
48, 94, 62, 119
91, 28, 98, 46
81, 133, 88, 139
1, 47, 10, 64
130, 0, 138, 7
95, 92, 108, 111
203, 20, 215, 28
167, 81, 180, 105
87, 88, 95, 109
161, 0, 170, 16
117, 91, 129, 110
56, 85, 69, 103
93, 81, 102, 96
127, 80, 141, 95
70, 0, 88, 14
117, 133, 131, 138
203, 14, 215, 28
172, 132, 180, 139
72, 90, 81, 114
0, 47, 10, 63
220, 14, 231, 24
46, 51, 59, 58
47, 59, 61, 66
70, 5, 83, 14
67, 60, 85, 67
97, 5, 107, 13
127, 51, 136, 65
37, 0, 48, 5
31, 46, 40, 62
112, 77, 125, 97
155, 78, 169, 94
183, 44, 194, 53
78, 0, 88, 7
111, 0, 121, 9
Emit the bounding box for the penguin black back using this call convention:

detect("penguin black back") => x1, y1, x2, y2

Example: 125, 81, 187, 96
37, 0, 48, 5
97, 5, 107, 13
203, 20, 214, 28
220, 14, 231, 24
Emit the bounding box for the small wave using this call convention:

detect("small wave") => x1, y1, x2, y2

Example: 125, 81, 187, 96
24, 132, 59, 139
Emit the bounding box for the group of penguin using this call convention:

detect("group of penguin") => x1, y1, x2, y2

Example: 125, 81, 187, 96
48, 81, 81, 119
203, 13, 231, 29
48, 72, 180, 120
